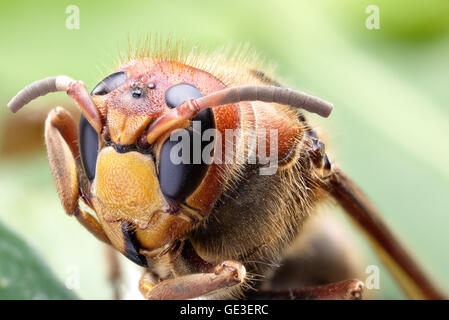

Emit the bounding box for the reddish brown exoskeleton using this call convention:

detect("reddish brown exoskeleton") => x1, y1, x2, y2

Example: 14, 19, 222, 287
7, 43, 445, 299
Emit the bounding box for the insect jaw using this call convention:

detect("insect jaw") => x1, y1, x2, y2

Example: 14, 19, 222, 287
121, 221, 148, 267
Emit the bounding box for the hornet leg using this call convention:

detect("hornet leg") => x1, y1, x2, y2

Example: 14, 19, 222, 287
139, 260, 246, 300
44, 106, 110, 245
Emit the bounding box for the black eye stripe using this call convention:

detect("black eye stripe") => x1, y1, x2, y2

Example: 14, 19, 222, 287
79, 115, 98, 181
91, 71, 127, 96
165, 83, 204, 108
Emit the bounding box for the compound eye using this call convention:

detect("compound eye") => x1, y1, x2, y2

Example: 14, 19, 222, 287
159, 83, 215, 202
158, 130, 207, 202
165, 83, 203, 108
79, 115, 99, 180
91, 71, 127, 96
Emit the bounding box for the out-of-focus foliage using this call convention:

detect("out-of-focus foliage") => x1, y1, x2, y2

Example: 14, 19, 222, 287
0, 0, 448, 299
336, 0, 449, 42
0, 222, 76, 299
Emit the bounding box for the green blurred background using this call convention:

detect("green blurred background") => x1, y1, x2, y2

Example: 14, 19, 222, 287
0, 0, 448, 299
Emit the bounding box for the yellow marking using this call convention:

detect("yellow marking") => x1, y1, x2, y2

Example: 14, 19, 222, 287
93, 147, 165, 229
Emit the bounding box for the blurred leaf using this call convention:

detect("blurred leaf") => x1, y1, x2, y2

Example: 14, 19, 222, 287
0, 221, 77, 299
333, 0, 449, 43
